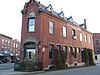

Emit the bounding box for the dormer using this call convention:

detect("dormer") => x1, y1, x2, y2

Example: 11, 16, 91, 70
58, 11, 64, 18
67, 16, 73, 23
79, 24, 85, 28
45, 4, 53, 12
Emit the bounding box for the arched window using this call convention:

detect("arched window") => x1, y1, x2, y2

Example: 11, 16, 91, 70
24, 42, 37, 61
28, 12, 36, 32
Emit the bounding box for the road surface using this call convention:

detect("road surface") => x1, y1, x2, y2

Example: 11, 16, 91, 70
0, 63, 100, 75
33, 66, 100, 75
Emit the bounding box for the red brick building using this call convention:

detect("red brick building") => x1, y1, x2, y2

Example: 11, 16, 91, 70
20, 0, 94, 69
0, 34, 20, 62
93, 33, 100, 54
93, 33, 100, 65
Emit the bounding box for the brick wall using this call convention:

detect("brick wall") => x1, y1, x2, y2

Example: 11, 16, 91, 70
20, 0, 94, 68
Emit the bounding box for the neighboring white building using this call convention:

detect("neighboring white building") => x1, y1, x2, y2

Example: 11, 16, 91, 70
94, 54, 100, 66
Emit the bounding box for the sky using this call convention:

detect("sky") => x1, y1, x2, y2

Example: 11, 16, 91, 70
0, 0, 100, 42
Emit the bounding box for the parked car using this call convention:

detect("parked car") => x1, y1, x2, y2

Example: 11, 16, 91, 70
1, 58, 9, 63
11, 59, 15, 63
11, 58, 19, 63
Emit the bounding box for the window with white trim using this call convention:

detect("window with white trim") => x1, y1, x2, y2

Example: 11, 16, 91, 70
8, 41, 10, 46
72, 29, 77, 40
24, 42, 37, 60
78, 48, 81, 53
96, 40, 99, 45
16, 44, 18, 48
2, 39, 4, 44
63, 46, 67, 58
49, 44, 54, 59
5, 40, 7, 44
84, 34, 87, 42
73, 47, 77, 58
63, 26, 67, 37
13, 43, 16, 48
72, 29, 76, 36
89, 36, 92, 43
80, 33, 82, 41
49, 21, 54, 34
28, 12, 36, 32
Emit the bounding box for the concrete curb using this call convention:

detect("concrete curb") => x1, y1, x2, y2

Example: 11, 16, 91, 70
9, 71, 45, 75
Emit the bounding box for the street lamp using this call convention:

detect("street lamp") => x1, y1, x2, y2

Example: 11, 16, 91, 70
42, 47, 45, 69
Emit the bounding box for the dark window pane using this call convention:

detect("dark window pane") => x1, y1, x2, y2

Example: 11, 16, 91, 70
63, 46, 67, 58
95, 55, 97, 60
49, 44, 54, 59
78, 48, 81, 53
28, 18, 35, 32
96, 40, 99, 45
72, 47, 77, 58
72, 29, 76, 36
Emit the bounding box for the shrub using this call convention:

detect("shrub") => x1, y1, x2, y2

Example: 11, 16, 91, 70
54, 47, 67, 70
14, 61, 42, 72
83, 48, 95, 66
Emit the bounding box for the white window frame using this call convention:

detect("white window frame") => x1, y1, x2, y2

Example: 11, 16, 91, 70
84, 34, 87, 42
28, 11, 36, 32
26, 49, 36, 60
28, 18, 35, 32
80, 33, 82, 41
49, 21, 54, 34
16, 44, 18, 48
2, 39, 5, 44
13, 43, 16, 48
63, 26, 67, 37
72, 29, 76, 36
89, 36, 92, 43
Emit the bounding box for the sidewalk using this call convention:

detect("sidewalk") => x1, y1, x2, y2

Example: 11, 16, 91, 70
11, 71, 44, 75
8, 71, 44, 75
0, 68, 44, 75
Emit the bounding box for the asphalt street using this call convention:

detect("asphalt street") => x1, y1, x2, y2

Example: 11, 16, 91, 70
0, 63, 14, 70
33, 66, 100, 75
0, 63, 100, 75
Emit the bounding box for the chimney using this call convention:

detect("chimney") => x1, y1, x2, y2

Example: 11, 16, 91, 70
84, 19, 87, 30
